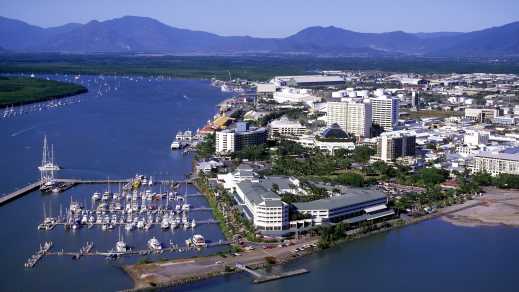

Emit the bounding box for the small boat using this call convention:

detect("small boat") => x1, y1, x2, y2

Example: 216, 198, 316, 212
191, 219, 196, 229
92, 192, 101, 201
160, 219, 169, 230
147, 237, 162, 250
192, 234, 206, 247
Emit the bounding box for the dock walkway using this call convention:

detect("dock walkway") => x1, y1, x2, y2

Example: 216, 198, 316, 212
0, 181, 42, 206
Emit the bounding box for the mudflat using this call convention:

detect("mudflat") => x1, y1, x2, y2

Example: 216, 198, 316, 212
443, 187, 519, 227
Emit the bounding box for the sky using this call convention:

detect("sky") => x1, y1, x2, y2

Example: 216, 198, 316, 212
1, 0, 518, 37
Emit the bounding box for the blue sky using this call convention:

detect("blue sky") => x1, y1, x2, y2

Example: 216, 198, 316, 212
1, 0, 518, 37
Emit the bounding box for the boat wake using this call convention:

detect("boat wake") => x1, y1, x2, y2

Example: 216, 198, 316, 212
11, 125, 39, 137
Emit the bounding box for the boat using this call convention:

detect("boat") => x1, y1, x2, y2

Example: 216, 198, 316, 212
160, 219, 169, 230
92, 192, 101, 201
182, 203, 190, 211
192, 234, 206, 246
102, 191, 110, 201
125, 223, 134, 231
38, 136, 61, 172
191, 219, 196, 229
147, 237, 162, 250
116, 228, 127, 252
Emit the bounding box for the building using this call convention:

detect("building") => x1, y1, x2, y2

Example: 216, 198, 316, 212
255, 83, 277, 99
464, 130, 489, 146
293, 188, 392, 224
272, 75, 345, 88
215, 123, 267, 154
464, 108, 500, 123
235, 181, 289, 231
326, 101, 372, 138
371, 96, 399, 131
268, 116, 307, 138
376, 131, 416, 162
273, 87, 321, 105
473, 152, 519, 176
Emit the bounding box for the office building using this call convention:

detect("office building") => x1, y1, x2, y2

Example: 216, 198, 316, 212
473, 152, 519, 176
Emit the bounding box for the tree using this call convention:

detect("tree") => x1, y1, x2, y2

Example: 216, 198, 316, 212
195, 133, 215, 159
271, 183, 279, 193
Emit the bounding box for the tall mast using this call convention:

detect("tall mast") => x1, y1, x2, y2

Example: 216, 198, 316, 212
42, 135, 48, 166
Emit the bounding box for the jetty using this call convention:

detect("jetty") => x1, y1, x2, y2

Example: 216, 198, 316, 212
235, 263, 309, 284
0, 180, 42, 206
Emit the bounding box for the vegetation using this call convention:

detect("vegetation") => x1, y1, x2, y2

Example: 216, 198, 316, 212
233, 145, 269, 161
0, 76, 87, 106
3, 55, 519, 81
195, 133, 215, 160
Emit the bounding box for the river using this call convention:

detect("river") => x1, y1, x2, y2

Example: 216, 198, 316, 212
1, 74, 518, 292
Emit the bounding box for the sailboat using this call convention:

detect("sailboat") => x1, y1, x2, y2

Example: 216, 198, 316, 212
38, 136, 61, 172
115, 227, 127, 253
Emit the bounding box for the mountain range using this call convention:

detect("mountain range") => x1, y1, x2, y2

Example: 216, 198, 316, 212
1, 15, 518, 57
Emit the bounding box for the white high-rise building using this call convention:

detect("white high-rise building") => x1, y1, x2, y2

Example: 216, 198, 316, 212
371, 96, 399, 130
326, 101, 372, 138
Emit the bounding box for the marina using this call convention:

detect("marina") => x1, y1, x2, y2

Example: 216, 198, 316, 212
0, 74, 231, 292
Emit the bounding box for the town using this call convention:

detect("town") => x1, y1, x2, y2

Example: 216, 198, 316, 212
173, 71, 519, 242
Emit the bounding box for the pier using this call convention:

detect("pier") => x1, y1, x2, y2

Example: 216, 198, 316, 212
235, 263, 309, 284
0, 177, 193, 207
0, 180, 42, 206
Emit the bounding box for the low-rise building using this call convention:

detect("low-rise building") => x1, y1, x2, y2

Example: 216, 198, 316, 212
473, 152, 519, 176
268, 116, 307, 138
293, 188, 392, 224
235, 181, 289, 231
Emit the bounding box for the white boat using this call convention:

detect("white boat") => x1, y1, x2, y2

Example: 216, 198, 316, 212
136, 220, 145, 229
147, 237, 162, 250
38, 136, 61, 171
160, 219, 170, 230
189, 234, 206, 247
182, 203, 190, 211
102, 192, 110, 201
191, 219, 196, 229
92, 192, 101, 201
116, 228, 127, 252
148, 176, 153, 186
125, 223, 134, 231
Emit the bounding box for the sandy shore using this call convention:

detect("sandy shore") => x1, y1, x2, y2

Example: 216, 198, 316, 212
442, 187, 519, 227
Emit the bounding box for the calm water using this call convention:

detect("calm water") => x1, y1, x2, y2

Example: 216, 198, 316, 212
0, 74, 231, 291
1, 74, 518, 292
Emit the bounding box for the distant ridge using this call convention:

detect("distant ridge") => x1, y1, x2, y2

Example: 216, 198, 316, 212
0, 15, 518, 57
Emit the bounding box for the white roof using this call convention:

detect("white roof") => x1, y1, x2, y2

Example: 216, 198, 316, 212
364, 204, 387, 213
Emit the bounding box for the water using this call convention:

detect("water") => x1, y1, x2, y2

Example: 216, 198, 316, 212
177, 219, 519, 292
0, 74, 231, 291
1, 74, 518, 292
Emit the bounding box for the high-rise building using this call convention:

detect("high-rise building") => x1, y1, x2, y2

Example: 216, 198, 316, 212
326, 101, 372, 138
376, 131, 416, 162
371, 96, 399, 131
215, 123, 267, 154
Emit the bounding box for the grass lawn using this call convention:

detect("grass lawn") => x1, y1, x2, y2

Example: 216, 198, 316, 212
0, 76, 87, 106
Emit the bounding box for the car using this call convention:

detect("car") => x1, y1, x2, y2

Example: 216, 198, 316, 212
215, 261, 224, 265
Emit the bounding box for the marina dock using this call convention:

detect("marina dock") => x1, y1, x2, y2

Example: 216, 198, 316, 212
0, 178, 193, 207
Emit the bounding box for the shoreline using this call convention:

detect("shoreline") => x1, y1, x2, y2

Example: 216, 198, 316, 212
122, 196, 489, 291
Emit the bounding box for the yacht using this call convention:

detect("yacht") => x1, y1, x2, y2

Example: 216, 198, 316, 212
102, 191, 110, 201
191, 219, 196, 229
182, 203, 190, 211
125, 223, 134, 231
91, 192, 101, 201
38, 136, 61, 172
188, 234, 206, 247
160, 219, 170, 230
147, 237, 162, 250
116, 229, 127, 253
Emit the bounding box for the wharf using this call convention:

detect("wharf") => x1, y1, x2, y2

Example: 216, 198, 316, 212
252, 268, 309, 284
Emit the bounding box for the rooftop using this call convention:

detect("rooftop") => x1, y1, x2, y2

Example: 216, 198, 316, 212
293, 188, 386, 211
236, 181, 283, 207
476, 151, 519, 161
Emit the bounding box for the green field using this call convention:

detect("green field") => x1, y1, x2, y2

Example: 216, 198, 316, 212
0, 76, 87, 107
